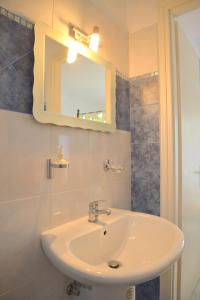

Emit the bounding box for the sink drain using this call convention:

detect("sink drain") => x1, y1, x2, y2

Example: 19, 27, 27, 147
108, 260, 121, 269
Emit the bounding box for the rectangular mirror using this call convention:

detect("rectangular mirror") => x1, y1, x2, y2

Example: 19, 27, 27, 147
33, 23, 116, 132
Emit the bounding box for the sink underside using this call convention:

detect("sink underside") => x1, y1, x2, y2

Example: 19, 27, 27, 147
41, 209, 184, 285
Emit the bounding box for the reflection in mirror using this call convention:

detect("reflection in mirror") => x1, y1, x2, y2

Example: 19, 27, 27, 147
45, 36, 106, 123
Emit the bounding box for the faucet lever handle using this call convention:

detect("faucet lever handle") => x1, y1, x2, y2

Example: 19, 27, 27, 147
89, 201, 98, 209
96, 200, 106, 208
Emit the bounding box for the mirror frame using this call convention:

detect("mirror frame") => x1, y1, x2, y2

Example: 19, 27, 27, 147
33, 22, 116, 132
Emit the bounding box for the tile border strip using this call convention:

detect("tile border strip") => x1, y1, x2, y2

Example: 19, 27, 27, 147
0, 6, 34, 30
130, 71, 159, 81
116, 70, 159, 82
116, 70, 130, 81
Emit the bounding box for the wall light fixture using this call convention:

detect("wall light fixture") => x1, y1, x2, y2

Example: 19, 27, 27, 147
67, 26, 100, 63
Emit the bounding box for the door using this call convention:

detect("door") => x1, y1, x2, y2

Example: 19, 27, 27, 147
176, 13, 200, 300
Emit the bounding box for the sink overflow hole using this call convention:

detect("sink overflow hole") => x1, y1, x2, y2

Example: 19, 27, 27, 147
108, 260, 121, 269
103, 230, 107, 235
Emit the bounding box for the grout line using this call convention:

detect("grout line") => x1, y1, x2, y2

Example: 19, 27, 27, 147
0, 195, 41, 205
130, 102, 160, 108
0, 6, 34, 30
0, 49, 33, 73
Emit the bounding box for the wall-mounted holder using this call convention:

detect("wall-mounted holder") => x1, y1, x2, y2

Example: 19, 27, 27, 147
47, 146, 69, 179
103, 159, 124, 173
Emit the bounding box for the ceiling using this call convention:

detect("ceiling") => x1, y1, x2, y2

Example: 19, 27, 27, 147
177, 8, 200, 57
90, 0, 158, 34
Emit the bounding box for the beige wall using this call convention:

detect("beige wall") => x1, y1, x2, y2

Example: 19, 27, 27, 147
127, 0, 158, 33
0, 0, 129, 76
129, 23, 158, 77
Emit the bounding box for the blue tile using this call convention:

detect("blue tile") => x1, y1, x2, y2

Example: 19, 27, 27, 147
132, 177, 150, 213
131, 145, 160, 216
136, 278, 160, 300
116, 75, 130, 131
0, 47, 10, 70
130, 75, 160, 299
0, 13, 34, 114
130, 82, 142, 107
148, 181, 160, 216
0, 50, 34, 114
0, 14, 34, 68
131, 104, 159, 143
130, 75, 159, 107
131, 136, 160, 216
149, 143, 160, 179
131, 143, 149, 177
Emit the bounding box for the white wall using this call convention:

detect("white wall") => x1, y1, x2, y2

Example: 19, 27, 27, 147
127, 0, 158, 33
129, 23, 158, 77
0, 1, 131, 299
89, 0, 158, 35
177, 24, 200, 300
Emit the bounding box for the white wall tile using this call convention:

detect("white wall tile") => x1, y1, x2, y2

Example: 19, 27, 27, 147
50, 188, 90, 227
49, 125, 90, 193
0, 264, 69, 300
0, 111, 51, 202
0, 111, 131, 299
0, 195, 50, 294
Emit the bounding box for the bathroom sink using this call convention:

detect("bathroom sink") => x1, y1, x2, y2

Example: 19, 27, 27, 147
41, 209, 184, 285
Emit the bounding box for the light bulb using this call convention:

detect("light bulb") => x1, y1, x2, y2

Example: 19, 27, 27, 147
67, 43, 77, 63
89, 26, 100, 52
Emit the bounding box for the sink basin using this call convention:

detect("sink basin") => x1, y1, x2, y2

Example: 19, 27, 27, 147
41, 209, 184, 285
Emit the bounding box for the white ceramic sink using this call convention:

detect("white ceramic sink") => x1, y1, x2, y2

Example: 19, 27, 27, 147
41, 209, 184, 285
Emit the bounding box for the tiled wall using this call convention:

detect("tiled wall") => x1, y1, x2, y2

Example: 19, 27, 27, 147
130, 74, 160, 216
130, 74, 160, 300
0, 10, 34, 114
0, 10, 131, 300
116, 74, 130, 132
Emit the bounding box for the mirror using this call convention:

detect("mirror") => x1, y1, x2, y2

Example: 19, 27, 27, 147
33, 23, 116, 132
45, 36, 106, 122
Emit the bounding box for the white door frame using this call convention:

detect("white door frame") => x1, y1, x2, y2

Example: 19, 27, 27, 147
158, 0, 200, 299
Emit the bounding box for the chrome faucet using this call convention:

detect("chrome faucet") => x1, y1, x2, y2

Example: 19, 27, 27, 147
88, 201, 111, 223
